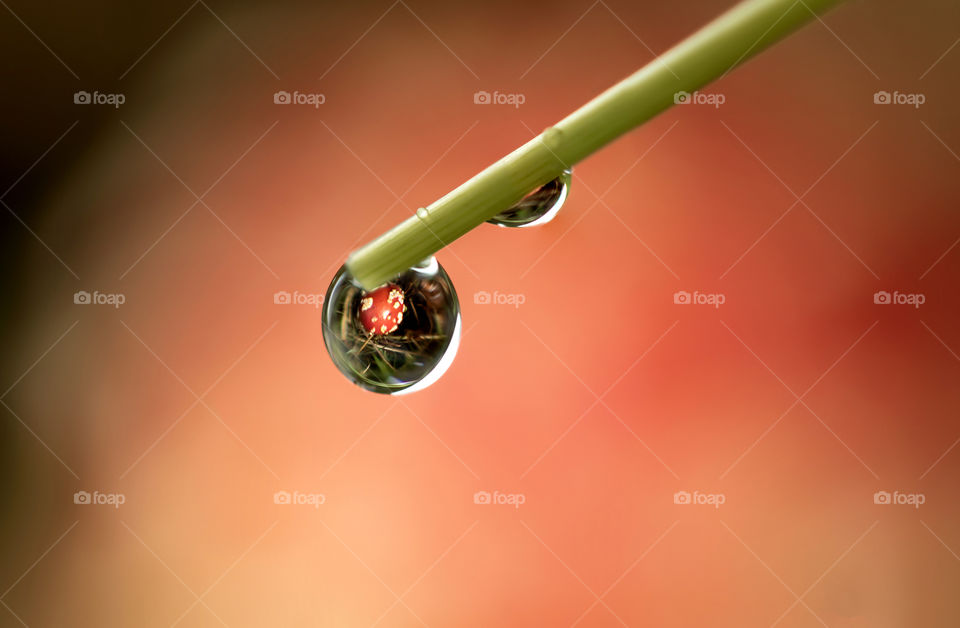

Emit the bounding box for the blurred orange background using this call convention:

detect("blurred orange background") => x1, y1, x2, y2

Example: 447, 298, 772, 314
1, 0, 959, 625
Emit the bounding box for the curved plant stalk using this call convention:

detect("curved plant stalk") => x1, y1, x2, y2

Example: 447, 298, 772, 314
346, 0, 845, 290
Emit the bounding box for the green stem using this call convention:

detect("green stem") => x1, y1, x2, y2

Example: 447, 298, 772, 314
346, 0, 845, 290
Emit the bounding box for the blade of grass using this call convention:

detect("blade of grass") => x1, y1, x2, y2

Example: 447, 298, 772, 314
346, 0, 846, 290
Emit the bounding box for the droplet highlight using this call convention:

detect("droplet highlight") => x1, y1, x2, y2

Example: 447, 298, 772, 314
488, 169, 571, 228
322, 257, 461, 395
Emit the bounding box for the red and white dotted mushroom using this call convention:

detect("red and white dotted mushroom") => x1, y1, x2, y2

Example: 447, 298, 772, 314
358, 284, 406, 335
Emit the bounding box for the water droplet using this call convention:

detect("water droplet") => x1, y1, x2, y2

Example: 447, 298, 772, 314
416, 207, 429, 220
488, 169, 571, 228
322, 257, 461, 395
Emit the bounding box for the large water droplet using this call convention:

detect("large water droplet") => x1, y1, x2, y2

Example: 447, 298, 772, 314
488, 169, 571, 228
322, 257, 461, 395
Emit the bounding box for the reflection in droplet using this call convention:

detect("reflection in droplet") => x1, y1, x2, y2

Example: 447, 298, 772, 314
322, 257, 461, 395
488, 169, 571, 228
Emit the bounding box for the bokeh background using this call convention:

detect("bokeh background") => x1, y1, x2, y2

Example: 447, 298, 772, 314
1, 0, 959, 625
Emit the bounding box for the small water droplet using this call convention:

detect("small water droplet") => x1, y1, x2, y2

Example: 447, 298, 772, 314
488, 169, 571, 228
322, 257, 461, 395
416, 207, 429, 220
